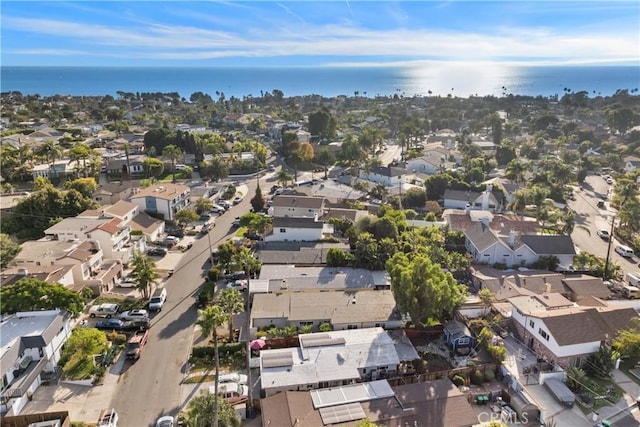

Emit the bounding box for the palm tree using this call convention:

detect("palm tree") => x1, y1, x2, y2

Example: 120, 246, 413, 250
68, 143, 92, 177
162, 144, 182, 183
195, 197, 214, 215
231, 247, 261, 416
35, 140, 63, 179
276, 170, 293, 188
217, 288, 244, 342
509, 189, 528, 219
197, 305, 229, 427
130, 251, 160, 299
504, 159, 527, 183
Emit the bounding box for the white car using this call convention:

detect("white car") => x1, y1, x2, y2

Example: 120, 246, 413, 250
116, 276, 137, 288
596, 230, 610, 240
218, 372, 248, 385
89, 303, 120, 318
211, 205, 226, 214
119, 309, 149, 321
156, 416, 174, 427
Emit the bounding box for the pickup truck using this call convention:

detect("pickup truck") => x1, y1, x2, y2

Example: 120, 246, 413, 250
125, 329, 149, 360
89, 303, 120, 318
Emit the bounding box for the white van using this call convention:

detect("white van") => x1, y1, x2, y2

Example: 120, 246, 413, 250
175, 164, 188, 171
615, 245, 635, 258
622, 285, 640, 299
626, 272, 640, 287
218, 372, 248, 385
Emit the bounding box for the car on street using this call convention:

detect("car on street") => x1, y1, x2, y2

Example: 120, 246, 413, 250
233, 196, 242, 205
231, 217, 241, 228
267, 164, 276, 171
596, 229, 610, 240
615, 244, 635, 258
149, 287, 168, 311
597, 200, 605, 208
119, 309, 149, 321
219, 200, 231, 209
211, 205, 226, 214
95, 318, 125, 331
607, 177, 614, 185
147, 247, 168, 257
156, 416, 174, 427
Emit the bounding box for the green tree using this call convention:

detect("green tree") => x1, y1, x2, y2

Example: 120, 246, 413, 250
175, 208, 199, 228
326, 248, 353, 267
353, 232, 380, 270
35, 140, 63, 178
68, 143, 93, 177
614, 318, 640, 359
250, 186, 265, 213
308, 109, 336, 138
130, 251, 160, 299
63, 177, 98, 198
0, 278, 84, 316
315, 147, 335, 179
217, 288, 245, 342
387, 252, 466, 325
162, 144, 182, 183
185, 389, 241, 427
402, 188, 427, 209
276, 170, 293, 187
142, 157, 164, 178
504, 159, 528, 183
195, 198, 214, 215
200, 156, 229, 182
0, 233, 21, 268
478, 288, 496, 316
196, 304, 229, 427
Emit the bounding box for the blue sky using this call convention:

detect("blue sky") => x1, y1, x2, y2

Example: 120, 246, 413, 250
2, 1, 639, 67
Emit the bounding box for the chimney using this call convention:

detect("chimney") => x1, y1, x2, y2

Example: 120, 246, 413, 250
545, 282, 551, 294
509, 230, 516, 248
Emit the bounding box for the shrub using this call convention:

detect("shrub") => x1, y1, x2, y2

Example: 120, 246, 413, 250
208, 267, 221, 282
452, 374, 465, 386
488, 345, 506, 363
412, 358, 427, 374
471, 369, 485, 385
319, 322, 333, 332
466, 361, 476, 368
114, 334, 128, 345
484, 369, 496, 382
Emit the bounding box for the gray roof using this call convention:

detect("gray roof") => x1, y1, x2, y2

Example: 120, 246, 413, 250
520, 235, 576, 255
272, 195, 325, 209
272, 217, 324, 229
259, 266, 379, 291
257, 242, 349, 265
371, 166, 405, 177
443, 320, 472, 340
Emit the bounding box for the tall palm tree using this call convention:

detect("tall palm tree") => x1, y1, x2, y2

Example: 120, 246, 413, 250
68, 143, 92, 177
217, 288, 245, 342
35, 140, 63, 179
197, 305, 229, 427
162, 144, 182, 183
130, 251, 160, 299
504, 159, 527, 183
231, 247, 261, 416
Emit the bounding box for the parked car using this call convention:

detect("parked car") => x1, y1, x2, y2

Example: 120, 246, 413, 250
95, 318, 125, 331
156, 416, 174, 427
147, 247, 168, 257
596, 229, 610, 240
211, 205, 226, 214
89, 303, 120, 318
231, 217, 241, 228
149, 287, 167, 311
218, 372, 248, 385
164, 236, 180, 245
225, 271, 247, 281
233, 196, 242, 205
122, 319, 151, 331
226, 279, 247, 291
119, 309, 149, 321
244, 231, 263, 241
267, 165, 275, 171
116, 276, 137, 288
125, 329, 149, 360
219, 200, 231, 209
597, 200, 605, 208
166, 229, 185, 238
210, 382, 248, 405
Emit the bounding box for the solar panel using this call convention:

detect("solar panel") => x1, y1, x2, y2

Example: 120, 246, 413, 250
319, 403, 365, 425
261, 351, 294, 368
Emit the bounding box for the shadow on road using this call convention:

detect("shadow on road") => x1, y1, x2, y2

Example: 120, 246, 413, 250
156, 301, 199, 341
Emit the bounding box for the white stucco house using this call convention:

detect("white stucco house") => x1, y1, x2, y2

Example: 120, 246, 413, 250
464, 223, 576, 269
443, 185, 504, 212
359, 166, 405, 187
270, 195, 325, 218
0, 310, 73, 416
266, 217, 332, 242
128, 183, 190, 221
622, 155, 640, 172
509, 294, 637, 367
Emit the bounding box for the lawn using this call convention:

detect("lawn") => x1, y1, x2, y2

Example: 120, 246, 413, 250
235, 226, 248, 237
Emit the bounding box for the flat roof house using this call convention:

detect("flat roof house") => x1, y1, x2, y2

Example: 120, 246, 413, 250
260, 328, 401, 397
128, 183, 190, 221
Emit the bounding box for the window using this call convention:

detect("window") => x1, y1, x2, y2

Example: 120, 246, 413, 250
539, 328, 549, 340
280, 228, 286, 233
529, 320, 535, 328
300, 321, 313, 327
375, 323, 385, 328
458, 337, 470, 345
347, 325, 358, 330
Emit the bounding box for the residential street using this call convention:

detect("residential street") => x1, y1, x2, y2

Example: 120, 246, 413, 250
108, 177, 260, 426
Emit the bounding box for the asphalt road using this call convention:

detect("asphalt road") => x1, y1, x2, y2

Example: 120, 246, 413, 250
569, 174, 639, 279
109, 176, 264, 426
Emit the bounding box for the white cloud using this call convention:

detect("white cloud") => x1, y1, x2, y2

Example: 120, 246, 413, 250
2, 14, 638, 65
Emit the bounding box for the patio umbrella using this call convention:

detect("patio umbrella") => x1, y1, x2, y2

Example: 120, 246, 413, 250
250, 337, 266, 351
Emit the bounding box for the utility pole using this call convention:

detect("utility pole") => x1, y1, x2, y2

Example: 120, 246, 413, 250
603, 215, 616, 280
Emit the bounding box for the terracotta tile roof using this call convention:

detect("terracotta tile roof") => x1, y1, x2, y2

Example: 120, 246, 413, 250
93, 217, 121, 234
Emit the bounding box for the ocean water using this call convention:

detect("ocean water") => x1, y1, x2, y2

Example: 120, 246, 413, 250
1, 65, 638, 99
